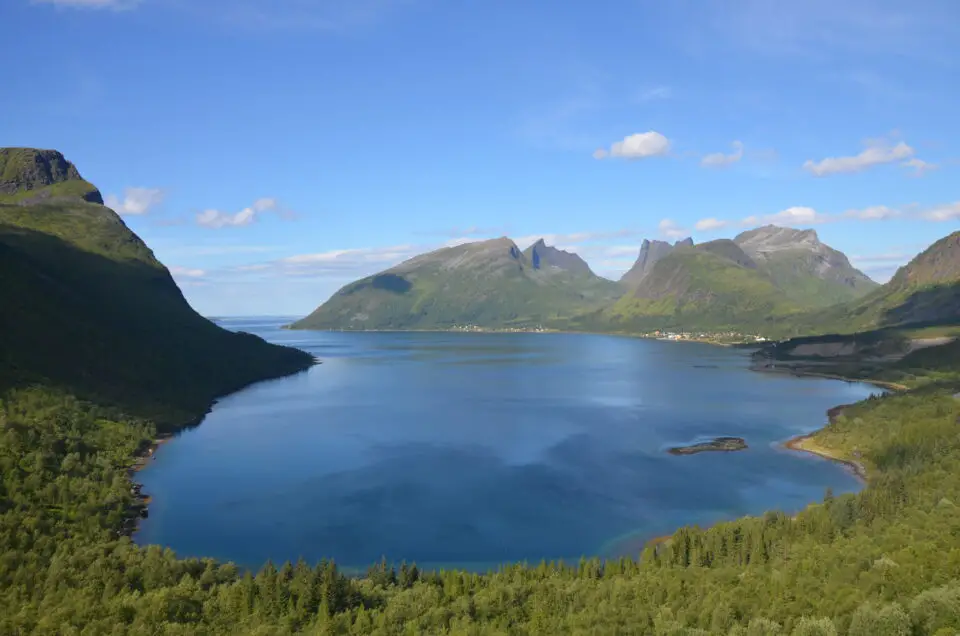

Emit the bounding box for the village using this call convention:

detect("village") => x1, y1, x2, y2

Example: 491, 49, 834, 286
646, 330, 770, 345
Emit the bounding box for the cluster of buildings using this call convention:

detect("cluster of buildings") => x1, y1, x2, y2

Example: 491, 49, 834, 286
449, 324, 547, 333
648, 330, 769, 343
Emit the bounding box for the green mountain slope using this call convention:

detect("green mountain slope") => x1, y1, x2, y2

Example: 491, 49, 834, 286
734, 225, 877, 307
594, 239, 799, 332
783, 231, 960, 337
0, 148, 314, 427
291, 237, 620, 330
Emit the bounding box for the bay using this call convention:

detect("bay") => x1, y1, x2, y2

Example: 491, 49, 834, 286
135, 318, 878, 572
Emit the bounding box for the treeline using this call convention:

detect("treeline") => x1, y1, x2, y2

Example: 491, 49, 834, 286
2, 382, 960, 633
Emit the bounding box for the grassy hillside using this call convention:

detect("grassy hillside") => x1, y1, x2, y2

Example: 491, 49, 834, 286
764, 231, 960, 340
756, 252, 876, 308
292, 238, 620, 330
0, 149, 314, 428
590, 241, 799, 333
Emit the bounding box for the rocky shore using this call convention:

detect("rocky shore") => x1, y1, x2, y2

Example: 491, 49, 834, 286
121, 435, 173, 537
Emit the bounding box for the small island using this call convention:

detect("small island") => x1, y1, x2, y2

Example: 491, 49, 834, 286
668, 437, 748, 455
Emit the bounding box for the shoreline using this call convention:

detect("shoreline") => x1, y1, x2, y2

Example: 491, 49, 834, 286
286, 325, 761, 349
751, 363, 908, 392
781, 431, 868, 484
123, 434, 174, 538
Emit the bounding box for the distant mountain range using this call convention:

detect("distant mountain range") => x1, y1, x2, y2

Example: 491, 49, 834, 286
294, 224, 935, 336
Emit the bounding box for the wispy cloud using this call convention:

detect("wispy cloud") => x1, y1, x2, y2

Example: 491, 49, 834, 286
694, 218, 730, 231
594, 132, 671, 160
161, 244, 280, 257
693, 200, 958, 232
742, 206, 829, 226
31, 0, 140, 9
902, 157, 938, 176
657, 218, 689, 240
169, 266, 207, 279
164, 0, 415, 32
104, 187, 165, 216
802, 134, 925, 176
842, 205, 901, 220
634, 86, 673, 102
921, 201, 960, 222
691, 0, 959, 63
195, 197, 293, 229
701, 141, 744, 168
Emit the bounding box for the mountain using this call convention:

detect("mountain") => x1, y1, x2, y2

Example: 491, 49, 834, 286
291, 237, 621, 330
734, 225, 877, 306
0, 148, 314, 427
600, 238, 798, 332
802, 230, 960, 334
619, 237, 693, 287
523, 238, 594, 276
0, 147, 104, 204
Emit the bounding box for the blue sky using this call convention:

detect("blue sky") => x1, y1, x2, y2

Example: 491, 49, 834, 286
3, 0, 959, 316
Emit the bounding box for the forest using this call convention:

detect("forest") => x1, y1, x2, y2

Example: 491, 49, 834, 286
2, 350, 960, 634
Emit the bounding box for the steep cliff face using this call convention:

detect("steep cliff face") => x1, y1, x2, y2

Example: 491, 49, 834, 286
619, 237, 693, 288
523, 238, 595, 276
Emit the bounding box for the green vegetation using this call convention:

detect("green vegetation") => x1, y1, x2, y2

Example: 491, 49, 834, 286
584, 241, 802, 333
291, 238, 621, 331
4, 148, 960, 634
0, 150, 314, 427
774, 232, 960, 338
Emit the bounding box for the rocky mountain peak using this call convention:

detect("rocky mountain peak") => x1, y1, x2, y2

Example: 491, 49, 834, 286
524, 239, 593, 276
734, 225, 822, 255
0, 147, 103, 204
620, 236, 694, 287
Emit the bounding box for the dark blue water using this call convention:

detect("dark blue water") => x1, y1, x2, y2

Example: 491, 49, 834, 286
135, 318, 878, 572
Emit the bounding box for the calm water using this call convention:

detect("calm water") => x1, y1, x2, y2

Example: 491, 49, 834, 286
135, 318, 878, 572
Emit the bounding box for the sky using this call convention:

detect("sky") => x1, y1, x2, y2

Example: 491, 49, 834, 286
3, 0, 959, 316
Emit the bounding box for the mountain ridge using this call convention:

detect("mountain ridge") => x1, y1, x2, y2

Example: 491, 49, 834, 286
291, 237, 621, 330
0, 148, 314, 427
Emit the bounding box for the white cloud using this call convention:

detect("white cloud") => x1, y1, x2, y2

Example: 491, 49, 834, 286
169, 266, 206, 278
902, 157, 938, 176
104, 187, 165, 216
594, 132, 671, 160
803, 136, 917, 176
196, 197, 282, 229
658, 218, 689, 240
742, 206, 829, 226
921, 201, 960, 221
843, 205, 900, 220
694, 217, 730, 231
701, 141, 744, 168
